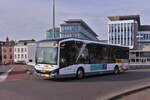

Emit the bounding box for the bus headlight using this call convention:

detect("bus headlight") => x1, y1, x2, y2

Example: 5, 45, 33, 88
44, 68, 51, 72
44, 74, 50, 78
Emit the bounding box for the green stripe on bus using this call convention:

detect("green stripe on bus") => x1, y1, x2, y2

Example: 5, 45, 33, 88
90, 64, 103, 71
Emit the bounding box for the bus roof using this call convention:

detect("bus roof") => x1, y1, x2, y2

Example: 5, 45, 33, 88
37, 38, 129, 49
37, 38, 86, 43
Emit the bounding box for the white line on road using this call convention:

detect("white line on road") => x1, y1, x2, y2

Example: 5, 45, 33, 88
0, 67, 14, 82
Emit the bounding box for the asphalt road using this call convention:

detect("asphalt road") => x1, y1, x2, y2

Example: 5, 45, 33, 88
1, 67, 150, 100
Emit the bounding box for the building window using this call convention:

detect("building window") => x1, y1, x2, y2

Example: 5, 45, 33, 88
21, 48, 24, 52
128, 23, 131, 30
121, 39, 123, 45
118, 32, 120, 38
61, 26, 64, 32
75, 25, 78, 32
128, 39, 130, 46
124, 23, 126, 32
121, 23, 123, 32
18, 48, 20, 52
124, 39, 126, 45
118, 39, 120, 44
21, 54, 24, 58
4, 55, 7, 59
18, 54, 20, 59
25, 54, 27, 59
10, 48, 12, 52
118, 24, 120, 32
128, 32, 130, 38
10, 55, 12, 59
3, 48, 6, 53
25, 48, 27, 52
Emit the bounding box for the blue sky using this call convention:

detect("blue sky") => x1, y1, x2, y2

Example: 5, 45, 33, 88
0, 0, 150, 41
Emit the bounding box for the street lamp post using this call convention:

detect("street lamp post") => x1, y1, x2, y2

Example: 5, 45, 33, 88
52, 0, 55, 39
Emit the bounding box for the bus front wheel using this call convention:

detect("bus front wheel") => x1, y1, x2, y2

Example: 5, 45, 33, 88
114, 66, 119, 74
76, 68, 84, 79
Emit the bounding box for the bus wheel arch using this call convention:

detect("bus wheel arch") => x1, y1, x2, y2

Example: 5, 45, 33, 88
114, 65, 120, 74
76, 67, 85, 79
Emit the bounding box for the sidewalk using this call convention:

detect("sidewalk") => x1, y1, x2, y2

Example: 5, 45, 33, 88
0, 65, 13, 75
120, 89, 150, 100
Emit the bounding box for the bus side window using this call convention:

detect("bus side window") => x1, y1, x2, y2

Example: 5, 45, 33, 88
88, 44, 112, 64
77, 47, 89, 64
87, 44, 95, 64
60, 41, 83, 68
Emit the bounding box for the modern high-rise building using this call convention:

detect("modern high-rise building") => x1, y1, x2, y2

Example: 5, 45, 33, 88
138, 25, 150, 45
130, 25, 150, 63
46, 19, 99, 41
60, 19, 98, 41
108, 15, 140, 49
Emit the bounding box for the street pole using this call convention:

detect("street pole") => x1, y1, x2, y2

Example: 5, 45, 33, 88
52, 0, 55, 39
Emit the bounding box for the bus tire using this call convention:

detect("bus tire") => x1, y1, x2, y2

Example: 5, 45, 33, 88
76, 68, 84, 79
114, 66, 119, 74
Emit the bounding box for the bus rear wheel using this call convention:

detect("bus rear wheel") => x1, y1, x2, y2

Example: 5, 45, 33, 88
76, 68, 84, 79
114, 66, 119, 74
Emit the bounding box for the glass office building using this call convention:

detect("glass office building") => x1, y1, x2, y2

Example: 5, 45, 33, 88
138, 25, 150, 45
60, 19, 98, 41
108, 15, 140, 49
46, 19, 98, 41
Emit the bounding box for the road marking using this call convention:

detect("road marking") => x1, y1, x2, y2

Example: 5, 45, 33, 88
0, 67, 14, 82
6, 66, 29, 82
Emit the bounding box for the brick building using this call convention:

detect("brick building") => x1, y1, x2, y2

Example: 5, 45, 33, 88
0, 41, 5, 64
1, 37, 15, 64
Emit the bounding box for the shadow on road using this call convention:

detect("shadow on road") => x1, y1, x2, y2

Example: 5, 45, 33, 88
42, 70, 150, 83
8, 70, 28, 75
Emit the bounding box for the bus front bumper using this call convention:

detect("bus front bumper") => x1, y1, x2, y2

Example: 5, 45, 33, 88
34, 69, 59, 79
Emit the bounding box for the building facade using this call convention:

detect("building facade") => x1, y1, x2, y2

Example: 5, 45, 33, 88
60, 19, 98, 41
27, 42, 36, 64
46, 19, 99, 41
0, 41, 5, 64
1, 38, 15, 64
108, 15, 140, 49
14, 40, 36, 64
138, 25, 150, 45
130, 45, 150, 63
129, 25, 150, 63
14, 45, 28, 64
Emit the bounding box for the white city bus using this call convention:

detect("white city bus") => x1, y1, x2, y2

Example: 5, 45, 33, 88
34, 38, 129, 79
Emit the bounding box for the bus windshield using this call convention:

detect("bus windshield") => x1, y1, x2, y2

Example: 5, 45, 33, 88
36, 47, 58, 65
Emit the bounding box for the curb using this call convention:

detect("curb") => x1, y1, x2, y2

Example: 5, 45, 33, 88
129, 65, 150, 70
99, 83, 150, 100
